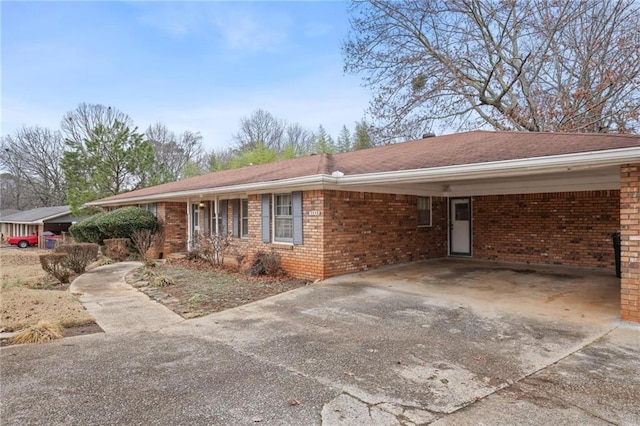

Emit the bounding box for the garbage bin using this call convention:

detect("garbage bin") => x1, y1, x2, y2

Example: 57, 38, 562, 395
45, 238, 56, 249
612, 231, 621, 278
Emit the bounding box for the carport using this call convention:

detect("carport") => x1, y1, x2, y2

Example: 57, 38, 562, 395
338, 154, 639, 323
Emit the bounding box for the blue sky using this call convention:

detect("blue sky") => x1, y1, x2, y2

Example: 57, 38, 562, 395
1, 1, 370, 150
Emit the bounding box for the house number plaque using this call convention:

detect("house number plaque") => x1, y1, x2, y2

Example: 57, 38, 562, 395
308, 211, 321, 216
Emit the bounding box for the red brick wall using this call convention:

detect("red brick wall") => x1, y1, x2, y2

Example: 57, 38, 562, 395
322, 191, 448, 277
226, 191, 446, 280
158, 202, 187, 255
238, 191, 325, 281
473, 191, 619, 268
620, 164, 639, 323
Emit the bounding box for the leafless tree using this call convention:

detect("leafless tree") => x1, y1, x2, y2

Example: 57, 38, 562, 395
0, 126, 67, 209
344, 0, 640, 137
61, 103, 134, 145
283, 123, 314, 156
145, 123, 204, 182
233, 109, 286, 152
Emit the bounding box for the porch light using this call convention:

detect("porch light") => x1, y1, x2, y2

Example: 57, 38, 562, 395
198, 202, 206, 208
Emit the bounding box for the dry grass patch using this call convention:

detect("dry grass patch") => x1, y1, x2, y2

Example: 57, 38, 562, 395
9, 320, 63, 345
0, 248, 95, 332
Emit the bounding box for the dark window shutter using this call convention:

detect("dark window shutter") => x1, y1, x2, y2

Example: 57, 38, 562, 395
292, 191, 303, 245
261, 194, 270, 243
204, 202, 211, 233
220, 200, 228, 235
232, 200, 239, 238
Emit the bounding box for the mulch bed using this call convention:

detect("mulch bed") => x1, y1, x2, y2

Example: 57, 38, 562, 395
126, 258, 310, 319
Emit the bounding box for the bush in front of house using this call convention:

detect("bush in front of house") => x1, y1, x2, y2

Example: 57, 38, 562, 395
54, 243, 100, 273
247, 251, 283, 277
70, 207, 159, 245
40, 253, 72, 284
69, 211, 108, 244
97, 207, 159, 239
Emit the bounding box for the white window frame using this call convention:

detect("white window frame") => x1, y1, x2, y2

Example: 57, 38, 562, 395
273, 193, 293, 243
417, 196, 432, 227
241, 198, 249, 238
210, 201, 223, 235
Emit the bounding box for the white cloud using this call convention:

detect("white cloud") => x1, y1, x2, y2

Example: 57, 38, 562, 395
211, 8, 292, 52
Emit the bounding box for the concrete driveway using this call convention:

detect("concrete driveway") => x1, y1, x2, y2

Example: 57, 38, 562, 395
1, 259, 638, 425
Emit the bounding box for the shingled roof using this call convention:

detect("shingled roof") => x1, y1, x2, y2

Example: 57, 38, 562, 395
92, 130, 640, 204
0, 206, 71, 224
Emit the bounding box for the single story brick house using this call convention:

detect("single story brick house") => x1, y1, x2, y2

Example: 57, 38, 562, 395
88, 131, 640, 323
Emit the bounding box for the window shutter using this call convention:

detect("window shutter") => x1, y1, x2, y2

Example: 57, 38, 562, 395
204, 202, 210, 233
261, 194, 270, 243
292, 191, 303, 245
220, 200, 228, 235
232, 200, 239, 238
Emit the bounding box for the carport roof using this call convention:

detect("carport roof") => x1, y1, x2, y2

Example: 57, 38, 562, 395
90, 130, 640, 205
0, 206, 72, 224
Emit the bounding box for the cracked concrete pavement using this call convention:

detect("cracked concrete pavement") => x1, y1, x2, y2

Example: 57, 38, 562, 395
1, 259, 638, 425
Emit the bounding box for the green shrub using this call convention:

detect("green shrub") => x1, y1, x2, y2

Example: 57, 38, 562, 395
69, 207, 159, 245
69, 211, 108, 244
40, 253, 72, 284
55, 243, 100, 273
98, 207, 158, 239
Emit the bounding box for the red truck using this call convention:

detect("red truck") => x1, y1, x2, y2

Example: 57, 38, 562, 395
6, 231, 59, 248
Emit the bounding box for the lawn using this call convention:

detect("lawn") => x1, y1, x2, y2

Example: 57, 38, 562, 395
0, 248, 95, 333
1, 248, 309, 341
126, 258, 309, 318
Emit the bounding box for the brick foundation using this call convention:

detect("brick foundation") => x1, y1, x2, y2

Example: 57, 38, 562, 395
473, 191, 619, 269
620, 164, 640, 323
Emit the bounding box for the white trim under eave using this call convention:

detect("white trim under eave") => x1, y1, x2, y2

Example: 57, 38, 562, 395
336, 147, 639, 186
86, 174, 337, 206
86, 146, 639, 206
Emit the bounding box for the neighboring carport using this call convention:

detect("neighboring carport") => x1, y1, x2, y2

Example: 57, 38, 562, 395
0, 205, 74, 247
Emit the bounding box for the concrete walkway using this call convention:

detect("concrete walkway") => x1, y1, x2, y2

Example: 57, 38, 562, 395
69, 262, 183, 334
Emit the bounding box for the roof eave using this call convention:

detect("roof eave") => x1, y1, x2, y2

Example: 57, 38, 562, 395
86, 147, 638, 206
86, 174, 338, 206
337, 147, 638, 186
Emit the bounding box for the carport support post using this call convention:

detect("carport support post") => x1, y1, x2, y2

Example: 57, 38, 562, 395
620, 163, 640, 323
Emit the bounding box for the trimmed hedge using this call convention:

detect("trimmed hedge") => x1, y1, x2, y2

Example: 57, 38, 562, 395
70, 207, 159, 245
69, 211, 108, 244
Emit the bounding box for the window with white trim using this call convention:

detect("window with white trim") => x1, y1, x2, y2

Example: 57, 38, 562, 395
211, 202, 223, 234
417, 196, 432, 227
274, 194, 293, 242
241, 199, 249, 238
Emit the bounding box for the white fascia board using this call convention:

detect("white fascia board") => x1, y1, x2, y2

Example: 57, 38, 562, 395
0, 220, 42, 225
336, 147, 639, 186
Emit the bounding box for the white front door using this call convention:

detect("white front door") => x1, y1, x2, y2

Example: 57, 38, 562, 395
450, 198, 471, 256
